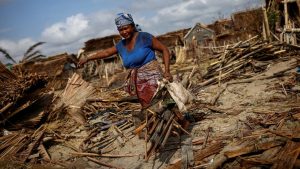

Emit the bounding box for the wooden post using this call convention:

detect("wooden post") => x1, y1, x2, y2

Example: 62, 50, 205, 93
263, 22, 267, 41
283, 0, 290, 43
284, 0, 289, 28
262, 7, 271, 42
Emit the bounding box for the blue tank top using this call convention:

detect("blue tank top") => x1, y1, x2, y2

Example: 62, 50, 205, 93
116, 32, 156, 69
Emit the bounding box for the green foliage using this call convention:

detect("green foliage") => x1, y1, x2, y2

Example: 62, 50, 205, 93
268, 9, 280, 32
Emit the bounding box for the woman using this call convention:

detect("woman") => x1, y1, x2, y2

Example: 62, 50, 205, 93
78, 13, 172, 128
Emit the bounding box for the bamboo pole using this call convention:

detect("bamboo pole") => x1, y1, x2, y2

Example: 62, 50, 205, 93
263, 7, 271, 42
144, 109, 148, 160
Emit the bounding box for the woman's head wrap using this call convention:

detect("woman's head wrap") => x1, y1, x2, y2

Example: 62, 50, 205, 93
135, 24, 142, 32
115, 13, 135, 29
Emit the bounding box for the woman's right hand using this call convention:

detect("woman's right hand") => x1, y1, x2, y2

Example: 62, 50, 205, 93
77, 56, 88, 68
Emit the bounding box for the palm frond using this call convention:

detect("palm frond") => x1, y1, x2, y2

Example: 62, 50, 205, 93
26, 54, 46, 62
23, 42, 45, 59
22, 50, 41, 62
0, 47, 16, 63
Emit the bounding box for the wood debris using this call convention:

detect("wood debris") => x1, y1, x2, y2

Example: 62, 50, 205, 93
0, 4, 300, 168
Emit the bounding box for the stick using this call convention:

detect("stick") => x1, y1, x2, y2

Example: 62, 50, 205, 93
87, 157, 123, 169
218, 46, 228, 86
71, 152, 139, 158
211, 84, 228, 105
160, 121, 174, 149
202, 127, 212, 149
173, 120, 190, 136
145, 109, 148, 160
281, 83, 288, 96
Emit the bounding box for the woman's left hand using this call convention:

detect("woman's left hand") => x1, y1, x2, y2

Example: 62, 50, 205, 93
163, 72, 173, 82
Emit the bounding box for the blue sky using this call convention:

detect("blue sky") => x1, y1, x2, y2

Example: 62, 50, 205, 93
0, 0, 264, 63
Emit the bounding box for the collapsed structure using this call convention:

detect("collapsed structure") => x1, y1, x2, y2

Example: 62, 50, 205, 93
0, 2, 300, 169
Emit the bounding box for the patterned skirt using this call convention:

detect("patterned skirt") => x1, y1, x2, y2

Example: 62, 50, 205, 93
125, 60, 163, 108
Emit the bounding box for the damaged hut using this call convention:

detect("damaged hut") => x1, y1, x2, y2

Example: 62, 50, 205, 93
13, 53, 78, 90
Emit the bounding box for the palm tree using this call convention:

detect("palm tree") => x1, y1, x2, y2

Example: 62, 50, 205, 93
21, 42, 46, 62
0, 47, 17, 64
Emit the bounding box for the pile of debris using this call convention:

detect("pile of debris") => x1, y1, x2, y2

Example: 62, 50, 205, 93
0, 62, 50, 130
167, 107, 300, 169
168, 37, 300, 168
198, 36, 298, 88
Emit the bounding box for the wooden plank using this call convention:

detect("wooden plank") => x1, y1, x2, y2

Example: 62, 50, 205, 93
224, 139, 285, 158
271, 141, 300, 169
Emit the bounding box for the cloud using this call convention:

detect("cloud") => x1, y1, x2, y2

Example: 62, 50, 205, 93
132, 0, 263, 34
88, 11, 117, 37
38, 11, 119, 56
0, 38, 37, 63
41, 13, 89, 45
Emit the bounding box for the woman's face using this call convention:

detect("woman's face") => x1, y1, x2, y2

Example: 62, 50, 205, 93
118, 24, 135, 39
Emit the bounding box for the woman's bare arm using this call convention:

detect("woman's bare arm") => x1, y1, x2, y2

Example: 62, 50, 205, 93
152, 36, 172, 81
78, 46, 118, 67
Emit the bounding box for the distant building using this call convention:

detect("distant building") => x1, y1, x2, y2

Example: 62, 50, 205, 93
184, 23, 215, 47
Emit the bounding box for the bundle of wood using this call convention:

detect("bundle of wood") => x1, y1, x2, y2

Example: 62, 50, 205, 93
62, 73, 96, 124
0, 132, 30, 160
80, 120, 134, 154
0, 73, 48, 107
0, 126, 47, 163
199, 38, 298, 88
79, 92, 139, 154
0, 73, 48, 127
143, 107, 190, 160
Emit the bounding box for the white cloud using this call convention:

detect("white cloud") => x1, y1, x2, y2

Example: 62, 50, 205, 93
38, 11, 119, 57
0, 38, 37, 63
41, 13, 89, 45
88, 11, 118, 37
133, 0, 263, 35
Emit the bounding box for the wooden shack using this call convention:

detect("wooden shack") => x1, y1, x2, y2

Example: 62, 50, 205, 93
184, 23, 215, 47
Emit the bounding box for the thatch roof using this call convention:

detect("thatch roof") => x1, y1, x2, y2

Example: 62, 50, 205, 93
156, 28, 190, 47
207, 19, 234, 36
232, 8, 263, 33
84, 34, 122, 52
13, 53, 77, 77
